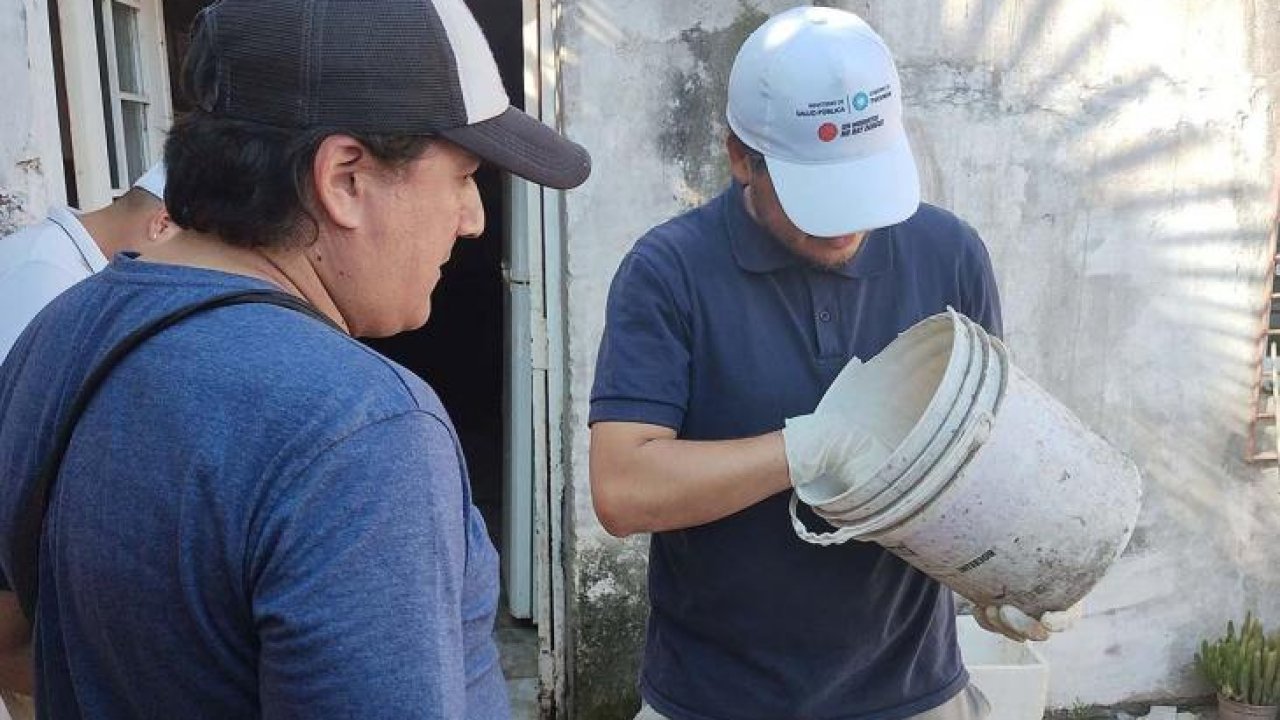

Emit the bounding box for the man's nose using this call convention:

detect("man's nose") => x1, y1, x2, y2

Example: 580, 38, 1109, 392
459, 184, 485, 239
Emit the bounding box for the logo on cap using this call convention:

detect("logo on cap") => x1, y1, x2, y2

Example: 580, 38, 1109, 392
817, 122, 839, 142
852, 92, 870, 111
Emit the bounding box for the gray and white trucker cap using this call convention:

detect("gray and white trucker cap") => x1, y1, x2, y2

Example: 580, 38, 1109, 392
188, 0, 590, 189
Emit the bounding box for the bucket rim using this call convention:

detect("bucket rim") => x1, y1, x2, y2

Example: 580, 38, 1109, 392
820, 315, 1004, 524
826, 320, 1010, 538
796, 309, 977, 509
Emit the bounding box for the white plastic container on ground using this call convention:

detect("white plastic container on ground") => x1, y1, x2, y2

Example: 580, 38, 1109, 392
956, 615, 1049, 720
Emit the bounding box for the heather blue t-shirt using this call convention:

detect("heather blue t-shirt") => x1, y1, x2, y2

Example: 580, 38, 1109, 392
590, 184, 1002, 720
0, 257, 507, 719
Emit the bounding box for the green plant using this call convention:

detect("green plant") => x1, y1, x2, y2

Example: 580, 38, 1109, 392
1066, 699, 1093, 720
1196, 613, 1280, 705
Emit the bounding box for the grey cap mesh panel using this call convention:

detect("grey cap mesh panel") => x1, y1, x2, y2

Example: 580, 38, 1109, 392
187, 0, 592, 189
210, 2, 310, 127
206, 0, 467, 133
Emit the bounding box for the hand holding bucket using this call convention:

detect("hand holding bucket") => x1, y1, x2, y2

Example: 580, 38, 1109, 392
783, 357, 897, 519
786, 309, 1142, 622
973, 602, 1083, 642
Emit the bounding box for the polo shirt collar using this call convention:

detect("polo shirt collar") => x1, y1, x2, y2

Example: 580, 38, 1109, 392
723, 182, 893, 279
48, 205, 109, 273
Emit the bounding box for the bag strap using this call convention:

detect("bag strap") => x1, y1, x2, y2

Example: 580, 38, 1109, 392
11, 289, 341, 620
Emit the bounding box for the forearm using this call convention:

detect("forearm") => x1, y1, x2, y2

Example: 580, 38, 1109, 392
590, 426, 792, 537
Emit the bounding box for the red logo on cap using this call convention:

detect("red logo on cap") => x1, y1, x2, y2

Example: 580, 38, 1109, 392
817, 122, 839, 142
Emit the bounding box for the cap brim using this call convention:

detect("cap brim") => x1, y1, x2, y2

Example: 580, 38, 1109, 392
132, 162, 167, 200
765, 133, 920, 237
442, 107, 591, 190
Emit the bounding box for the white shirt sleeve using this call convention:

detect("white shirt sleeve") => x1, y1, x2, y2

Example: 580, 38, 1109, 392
0, 259, 86, 364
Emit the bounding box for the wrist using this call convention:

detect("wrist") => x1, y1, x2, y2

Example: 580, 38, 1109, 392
767, 429, 795, 493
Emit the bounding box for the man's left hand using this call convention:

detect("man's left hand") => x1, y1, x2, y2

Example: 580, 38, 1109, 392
972, 602, 1082, 642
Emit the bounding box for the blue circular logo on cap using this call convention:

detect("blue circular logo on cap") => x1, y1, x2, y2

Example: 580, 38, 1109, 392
852, 92, 870, 111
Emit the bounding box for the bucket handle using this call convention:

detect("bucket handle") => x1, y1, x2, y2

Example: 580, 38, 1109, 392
788, 410, 996, 547
789, 492, 861, 546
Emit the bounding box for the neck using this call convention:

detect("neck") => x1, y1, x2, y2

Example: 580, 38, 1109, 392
78, 206, 136, 259
139, 230, 352, 334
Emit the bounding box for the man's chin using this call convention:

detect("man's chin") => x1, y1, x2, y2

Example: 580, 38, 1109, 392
798, 249, 860, 271
355, 304, 433, 339
408, 303, 434, 332
782, 236, 864, 270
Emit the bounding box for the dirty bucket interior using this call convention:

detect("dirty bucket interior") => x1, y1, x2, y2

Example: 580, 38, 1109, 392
794, 313, 970, 507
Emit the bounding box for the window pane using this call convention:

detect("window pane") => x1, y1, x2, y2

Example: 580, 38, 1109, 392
122, 100, 149, 185
112, 2, 142, 95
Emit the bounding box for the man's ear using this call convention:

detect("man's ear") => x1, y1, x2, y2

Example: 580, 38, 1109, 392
146, 208, 172, 244
311, 135, 370, 231
726, 133, 753, 185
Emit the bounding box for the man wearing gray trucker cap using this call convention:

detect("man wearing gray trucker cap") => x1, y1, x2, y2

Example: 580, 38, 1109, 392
590, 7, 1075, 720
0, 1, 588, 717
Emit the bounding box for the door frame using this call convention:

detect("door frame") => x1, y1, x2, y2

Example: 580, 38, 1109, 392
510, 0, 571, 715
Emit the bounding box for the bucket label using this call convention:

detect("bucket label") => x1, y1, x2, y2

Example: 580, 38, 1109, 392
956, 549, 996, 574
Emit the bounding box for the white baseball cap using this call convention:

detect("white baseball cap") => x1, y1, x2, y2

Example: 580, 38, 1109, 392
726, 6, 920, 236
132, 162, 166, 200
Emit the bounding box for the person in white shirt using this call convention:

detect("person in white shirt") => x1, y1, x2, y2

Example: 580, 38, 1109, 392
0, 164, 169, 362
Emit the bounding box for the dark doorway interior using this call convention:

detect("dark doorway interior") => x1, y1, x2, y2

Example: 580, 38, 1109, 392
362, 0, 523, 553
363, 161, 506, 547
47, 1, 78, 207
161, 0, 210, 115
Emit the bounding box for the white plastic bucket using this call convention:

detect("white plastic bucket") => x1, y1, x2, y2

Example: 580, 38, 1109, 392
790, 310, 1142, 617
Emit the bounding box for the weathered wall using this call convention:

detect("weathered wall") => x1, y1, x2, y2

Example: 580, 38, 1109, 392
0, 0, 64, 232
558, 4, 767, 715
558, 0, 1280, 717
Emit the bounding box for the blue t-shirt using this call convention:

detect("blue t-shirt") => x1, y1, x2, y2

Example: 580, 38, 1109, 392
589, 184, 1002, 720
0, 257, 508, 719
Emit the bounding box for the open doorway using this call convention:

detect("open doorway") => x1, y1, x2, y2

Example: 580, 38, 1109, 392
359, 0, 523, 588
359, 2, 538, 703
364, 168, 506, 537
161, 0, 205, 115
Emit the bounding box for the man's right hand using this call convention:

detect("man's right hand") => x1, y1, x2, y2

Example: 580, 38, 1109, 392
781, 356, 891, 500
781, 412, 889, 494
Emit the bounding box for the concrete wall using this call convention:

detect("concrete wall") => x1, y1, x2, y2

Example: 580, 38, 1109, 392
557, 0, 1280, 716
0, 0, 64, 232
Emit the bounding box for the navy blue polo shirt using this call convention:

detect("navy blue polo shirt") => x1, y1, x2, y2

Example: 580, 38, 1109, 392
589, 183, 1002, 720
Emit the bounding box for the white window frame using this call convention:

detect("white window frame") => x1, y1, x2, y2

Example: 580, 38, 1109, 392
57, 0, 173, 208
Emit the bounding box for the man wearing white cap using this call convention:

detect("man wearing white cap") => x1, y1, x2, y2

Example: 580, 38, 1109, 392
590, 7, 1074, 720
0, 163, 169, 362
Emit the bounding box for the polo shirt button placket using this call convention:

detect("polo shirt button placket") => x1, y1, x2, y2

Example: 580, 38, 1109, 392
807, 275, 842, 359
